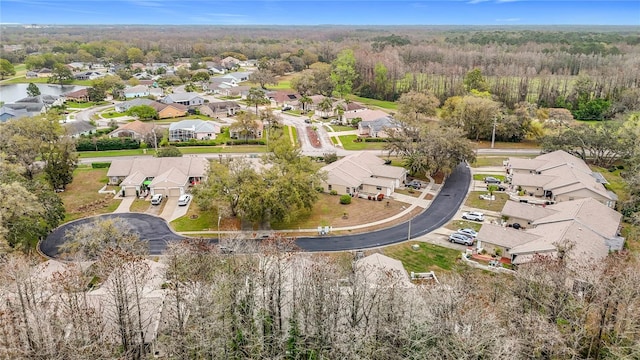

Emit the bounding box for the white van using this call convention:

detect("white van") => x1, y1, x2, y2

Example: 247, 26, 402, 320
151, 194, 163, 205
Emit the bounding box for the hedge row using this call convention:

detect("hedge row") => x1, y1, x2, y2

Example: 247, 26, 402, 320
363, 138, 390, 143
91, 162, 111, 168
76, 137, 141, 151
171, 140, 218, 147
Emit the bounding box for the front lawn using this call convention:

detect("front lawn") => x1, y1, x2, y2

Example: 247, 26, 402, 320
326, 125, 355, 132
171, 204, 220, 231
339, 135, 388, 151
472, 156, 509, 167
65, 101, 109, 109
591, 166, 628, 202
382, 242, 461, 273
444, 220, 483, 233
101, 110, 127, 118
464, 191, 509, 212
473, 174, 507, 182
59, 166, 121, 222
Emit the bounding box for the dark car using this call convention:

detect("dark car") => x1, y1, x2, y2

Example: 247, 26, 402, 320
407, 180, 422, 189
484, 176, 502, 184
487, 184, 507, 191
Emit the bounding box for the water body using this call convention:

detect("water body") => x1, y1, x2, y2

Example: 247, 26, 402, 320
0, 83, 88, 104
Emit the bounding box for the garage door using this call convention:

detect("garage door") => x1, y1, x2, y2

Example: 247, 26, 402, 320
169, 188, 182, 197
124, 187, 137, 197
153, 188, 167, 196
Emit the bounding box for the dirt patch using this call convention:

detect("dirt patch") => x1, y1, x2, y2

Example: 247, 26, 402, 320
306, 126, 321, 148
59, 167, 121, 221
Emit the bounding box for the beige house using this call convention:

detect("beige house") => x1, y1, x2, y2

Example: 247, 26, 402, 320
107, 157, 209, 197
320, 152, 406, 196
149, 102, 188, 119
507, 150, 617, 208
108, 120, 156, 140
477, 198, 623, 265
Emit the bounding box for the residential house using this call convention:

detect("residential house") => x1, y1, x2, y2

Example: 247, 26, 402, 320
198, 101, 241, 117
507, 150, 617, 208
220, 56, 241, 69
169, 119, 221, 142
107, 157, 209, 197
356, 253, 414, 288
320, 151, 407, 196
37, 68, 52, 78
2, 95, 62, 118
25, 70, 39, 78
130, 63, 146, 71
74, 71, 104, 80
477, 198, 623, 265
221, 71, 252, 83
149, 102, 188, 119
267, 91, 300, 108
109, 120, 156, 140
341, 109, 397, 137
63, 88, 90, 102
162, 92, 205, 107
123, 85, 150, 99
229, 120, 263, 140
62, 121, 96, 138
67, 62, 87, 70
0, 106, 29, 122
115, 98, 155, 112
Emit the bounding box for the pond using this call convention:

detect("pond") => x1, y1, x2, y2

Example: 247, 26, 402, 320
0, 83, 88, 104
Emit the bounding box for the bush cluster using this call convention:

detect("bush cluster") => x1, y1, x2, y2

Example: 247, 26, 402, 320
339, 194, 352, 204
76, 137, 140, 151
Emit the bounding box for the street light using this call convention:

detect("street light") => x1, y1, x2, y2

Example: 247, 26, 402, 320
491, 116, 497, 149
218, 214, 222, 237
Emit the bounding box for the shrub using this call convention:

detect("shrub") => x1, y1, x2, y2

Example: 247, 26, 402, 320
91, 162, 111, 169
363, 137, 389, 142
340, 195, 352, 205
329, 190, 338, 195
76, 137, 140, 151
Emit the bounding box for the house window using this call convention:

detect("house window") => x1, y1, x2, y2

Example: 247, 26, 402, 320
376, 186, 382, 191
346, 187, 351, 194
328, 185, 332, 191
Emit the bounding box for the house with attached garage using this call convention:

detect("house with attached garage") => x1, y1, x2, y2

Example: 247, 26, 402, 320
319, 151, 407, 197
115, 98, 155, 112
63, 88, 90, 102
342, 109, 397, 137
123, 85, 150, 99
109, 120, 156, 140
149, 102, 188, 119
476, 198, 624, 266
169, 119, 222, 141
198, 101, 241, 117
507, 150, 618, 208
107, 157, 209, 197
162, 92, 205, 107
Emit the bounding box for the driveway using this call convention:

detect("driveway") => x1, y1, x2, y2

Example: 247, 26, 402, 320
40, 213, 184, 258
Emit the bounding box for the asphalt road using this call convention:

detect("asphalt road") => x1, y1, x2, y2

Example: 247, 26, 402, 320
40, 213, 184, 258
41, 162, 470, 257
296, 161, 471, 251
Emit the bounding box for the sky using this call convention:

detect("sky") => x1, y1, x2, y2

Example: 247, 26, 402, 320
0, 0, 639, 26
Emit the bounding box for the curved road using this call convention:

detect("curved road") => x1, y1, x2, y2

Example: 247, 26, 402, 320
296, 161, 471, 251
41, 162, 470, 257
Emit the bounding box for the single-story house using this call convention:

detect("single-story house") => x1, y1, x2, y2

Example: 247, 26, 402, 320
356, 253, 413, 288
74, 71, 104, 80
107, 157, 209, 197
2, 95, 63, 118
507, 150, 617, 208
229, 120, 263, 140
220, 56, 241, 69
62, 121, 96, 138
358, 116, 397, 138
169, 119, 221, 142
198, 101, 241, 117
221, 71, 252, 83
115, 98, 155, 113
267, 91, 300, 108
109, 120, 156, 140
63, 88, 90, 102
37, 68, 52, 77
477, 198, 623, 265
149, 102, 188, 119
162, 92, 205, 107
123, 85, 150, 99
0, 106, 29, 122
319, 151, 407, 196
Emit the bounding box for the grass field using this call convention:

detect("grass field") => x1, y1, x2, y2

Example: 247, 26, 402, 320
58, 167, 121, 222
592, 166, 629, 202
326, 125, 354, 132
464, 191, 510, 212
472, 156, 510, 167
101, 110, 127, 118
382, 242, 461, 273
339, 135, 388, 150
348, 95, 397, 110
171, 204, 219, 231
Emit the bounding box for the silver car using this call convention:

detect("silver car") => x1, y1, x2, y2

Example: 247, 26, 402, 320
449, 233, 474, 246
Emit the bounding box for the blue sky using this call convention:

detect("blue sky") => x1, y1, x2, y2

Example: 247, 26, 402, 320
1, 0, 639, 25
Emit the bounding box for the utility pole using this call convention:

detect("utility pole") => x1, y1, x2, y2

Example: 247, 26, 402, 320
407, 219, 412, 241
490, 116, 497, 149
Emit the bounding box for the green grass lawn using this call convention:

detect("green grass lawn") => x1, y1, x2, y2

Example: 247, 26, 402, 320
66, 101, 109, 109
444, 220, 483, 233
473, 174, 507, 182
1, 77, 92, 86
472, 156, 510, 167
289, 126, 299, 145
464, 191, 509, 212
348, 95, 397, 111
129, 198, 150, 212
79, 149, 147, 158
101, 110, 127, 118
327, 125, 354, 132
171, 205, 219, 231
339, 135, 388, 151
382, 242, 461, 273
591, 166, 629, 202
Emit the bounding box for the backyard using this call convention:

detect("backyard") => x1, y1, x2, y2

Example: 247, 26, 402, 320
58, 166, 121, 222
381, 242, 461, 273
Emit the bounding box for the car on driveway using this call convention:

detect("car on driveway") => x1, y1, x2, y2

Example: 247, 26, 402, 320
483, 176, 502, 184
177, 194, 191, 206
151, 194, 163, 205
449, 233, 474, 246
407, 180, 423, 189
462, 211, 484, 222
457, 228, 478, 238
487, 183, 507, 191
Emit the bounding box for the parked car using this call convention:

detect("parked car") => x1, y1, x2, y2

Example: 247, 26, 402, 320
449, 233, 474, 246
407, 180, 422, 189
462, 211, 484, 222
457, 228, 478, 238
304, 118, 311, 124
488, 260, 502, 267
151, 194, 163, 205
487, 183, 507, 191
282, 105, 292, 111
483, 176, 502, 184
177, 194, 191, 206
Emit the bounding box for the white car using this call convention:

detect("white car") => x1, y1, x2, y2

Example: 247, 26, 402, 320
150, 194, 163, 205
457, 228, 478, 238
462, 211, 484, 222
177, 194, 191, 206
